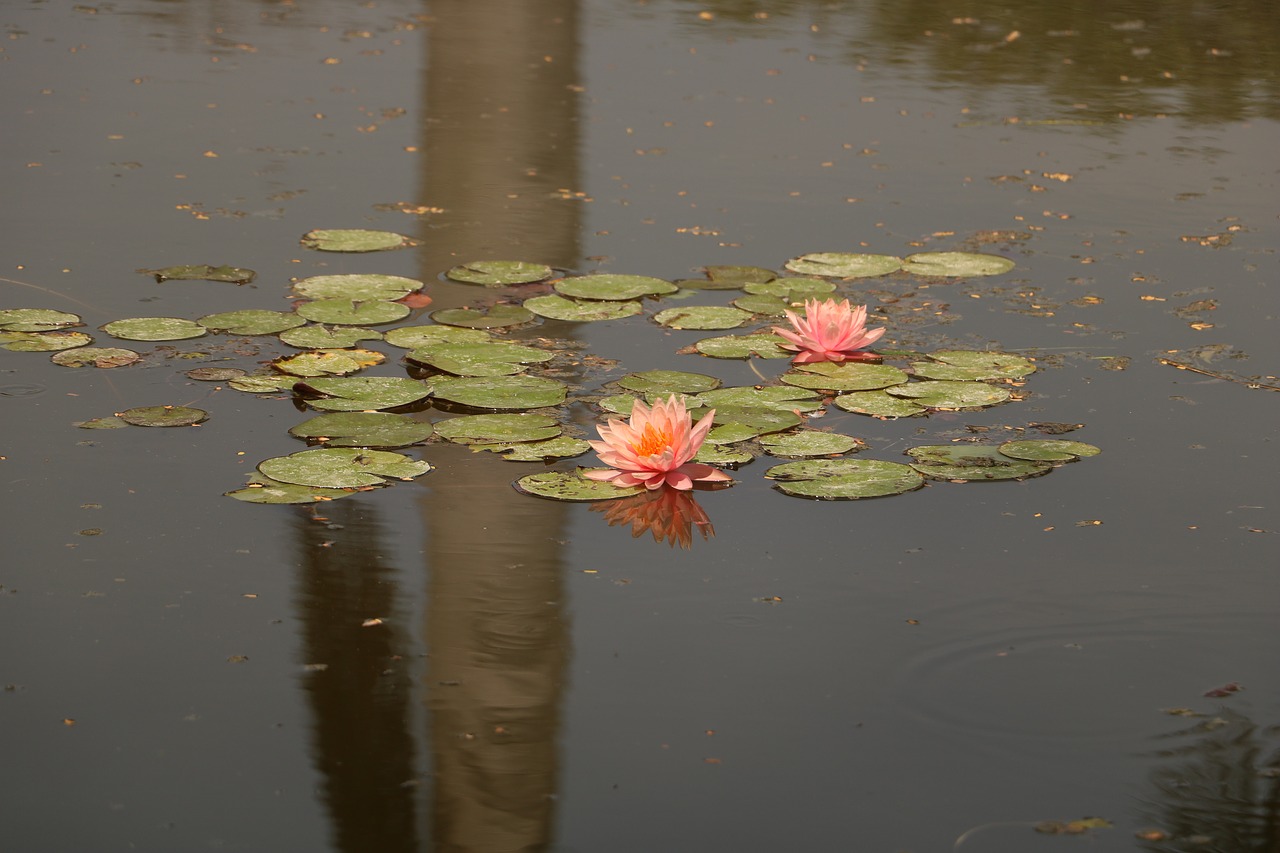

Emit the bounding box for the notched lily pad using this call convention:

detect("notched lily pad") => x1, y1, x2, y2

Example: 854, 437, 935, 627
514, 470, 644, 501
292, 274, 423, 301
900, 251, 1014, 277
784, 253, 902, 279
434, 413, 562, 445
0, 308, 81, 332
102, 317, 207, 341
279, 325, 383, 349
225, 473, 360, 504
694, 333, 792, 359
654, 305, 753, 330
706, 407, 803, 442
906, 445, 1051, 480
833, 390, 927, 418
2, 331, 93, 351
694, 443, 754, 466
273, 348, 384, 377
140, 264, 255, 284
295, 376, 431, 411
446, 260, 554, 286
765, 458, 924, 499
694, 386, 824, 413
117, 405, 208, 427
783, 362, 909, 392
913, 350, 1036, 380
473, 436, 591, 462
998, 439, 1100, 462
886, 380, 1011, 410
704, 265, 778, 285
743, 277, 836, 299
52, 347, 140, 368
300, 229, 414, 252
430, 375, 567, 410
554, 274, 678, 301
185, 366, 246, 381
259, 447, 431, 488
197, 310, 305, 336
407, 341, 553, 377
615, 370, 721, 396
430, 304, 535, 329
296, 299, 410, 326
384, 325, 491, 349
732, 294, 789, 315
289, 412, 432, 448
229, 373, 301, 394
523, 294, 642, 322
759, 430, 865, 457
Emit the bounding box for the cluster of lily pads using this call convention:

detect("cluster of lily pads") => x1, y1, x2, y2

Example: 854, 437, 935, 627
1, 230, 1099, 505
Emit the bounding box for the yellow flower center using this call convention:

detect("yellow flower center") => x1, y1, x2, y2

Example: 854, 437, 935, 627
631, 424, 673, 457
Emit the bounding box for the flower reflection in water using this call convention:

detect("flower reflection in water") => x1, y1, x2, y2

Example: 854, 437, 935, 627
590, 487, 718, 549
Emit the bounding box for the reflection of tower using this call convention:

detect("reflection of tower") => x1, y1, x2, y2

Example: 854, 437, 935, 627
417, 2, 583, 850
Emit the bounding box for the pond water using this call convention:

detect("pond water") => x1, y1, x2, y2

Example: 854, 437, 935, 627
3, 2, 1278, 851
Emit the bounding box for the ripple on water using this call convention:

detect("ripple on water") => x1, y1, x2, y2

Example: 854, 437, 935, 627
0, 384, 46, 397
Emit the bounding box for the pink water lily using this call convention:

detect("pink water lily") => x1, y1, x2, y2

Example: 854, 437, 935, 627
583, 395, 733, 491
773, 297, 885, 364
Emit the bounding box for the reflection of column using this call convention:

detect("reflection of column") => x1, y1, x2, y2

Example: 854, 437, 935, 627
417, 2, 582, 850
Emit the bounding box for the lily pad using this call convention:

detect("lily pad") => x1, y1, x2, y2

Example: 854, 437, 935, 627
289, 412, 433, 448
434, 413, 562, 444
997, 439, 1101, 462
292, 274, 423, 301
300, 229, 413, 252
782, 362, 909, 392
914, 350, 1036, 380
185, 367, 246, 381
694, 333, 793, 359
117, 405, 208, 427
833, 390, 927, 418
296, 376, 432, 411
523, 294, 643, 322
704, 265, 778, 285
759, 430, 864, 457
598, 394, 642, 414
101, 317, 208, 341
229, 373, 301, 394
473, 436, 592, 462
554, 274, 678, 301
695, 386, 824, 413
279, 325, 384, 349
784, 252, 902, 279
430, 375, 567, 410
224, 473, 361, 504
743, 277, 837, 299
886, 380, 1011, 410
272, 348, 385, 377
259, 447, 431, 488
900, 251, 1014, 277
615, 370, 721, 396
765, 458, 924, 500
75, 416, 128, 430
197, 310, 305, 336
296, 299, 410, 326
446, 260, 554, 286
906, 445, 1051, 480
430, 304, 535, 329
407, 341, 553, 377
2, 331, 93, 351
654, 305, 753, 330
51, 347, 140, 368
514, 470, 644, 501
384, 325, 492, 348
706, 407, 804, 442
0, 308, 81, 332
140, 264, 255, 284
693, 444, 754, 466
732, 294, 789, 315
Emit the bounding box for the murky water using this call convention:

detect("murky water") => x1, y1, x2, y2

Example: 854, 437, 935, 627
3, 2, 1278, 851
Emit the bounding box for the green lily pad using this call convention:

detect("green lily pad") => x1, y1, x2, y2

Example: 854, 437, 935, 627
514, 470, 644, 501
296, 376, 432, 411
695, 386, 824, 413
101, 317, 208, 342
224, 473, 361, 504
907, 445, 1051, 480
886, 380, 1011, 410
289, 412, 433, 448
694, 333, 793, 359
523, 294, 643, 322
434, 413, 562, 444
2, 331, 93, 351
704, 265, 778, 285
430, 304, 534, 329
75, 416, 129, 430
473, 436, 591, 461
765, 458, 924, 500
743, 277, 837, 299
117, 405, 208, 427
654, 305, 753, 330
782, 362, 909, 392
296, 299, 410, 326
292, 274, 423, 301
693, 443, 754, 466
615, 370, 721, 396
900, 252, 1014, 277
0, 308, 81, 332
997, 439, 1101, 462
732, 294, 789, 315
783, 253, 902, 278
185, 367, 246, 381
598, 394, 641, 415
407, 341, 553, 377
430, 375, 567, 410
229, 373, 301, 394
279, 325, 384, 349
913, 350, 1037, 380
759, 430, 864, 457
384, 325, 492, 349
51, 347, 140, 368
272, 348, 384, 377
300, 228, 413, 252
259, 447, 431, 488
446, 260, 554, 286
554, 274, 678, 301
706, 407, 803, 443
197, 310, 305, 336
832, 390, 927, 418
139, 264, 255, 284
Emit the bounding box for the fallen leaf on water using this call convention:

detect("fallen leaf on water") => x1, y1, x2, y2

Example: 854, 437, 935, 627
1203, 681, 1242, 697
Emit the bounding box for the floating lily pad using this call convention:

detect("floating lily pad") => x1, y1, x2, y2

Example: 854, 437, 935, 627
296, 376, 432, 411
430, 304, 534, 329
273, 348, 384, 377
907, 445, 1051, 480
296, 299, 410, 326
279, 325, 384, 349
288, 412, 433, 448
615, 370, 721, 396
743, 277, 837, 299
554, 274, 678, 301
694, 333, 792, 359
900, 252, 1014, 277
695, 386, 824, 413
2, 331, 93, 351
292, 274, 423, 301
197, 310, 305, 336
833, 390, 927, 418
0, 308, 81, 332
224, 473, 361, 504
185, 366, 246, 381
887, 380, 1011, 410
102, 317, 208, 341
384, 325, 492, 349
52, 347, 140, 368
75, 416, 129, 430
732, 294, 789, 315
300, 229, 413, 252
693, 444, 754, 465
523, 294, 643, 322
446, 260, 554, 286
706, 407, 803, 442
759, 430, 864, 457
514, 470, 644, 501
430, 375, 567, 410
782, 362, 909, 392
914, 350, 1037, 380
259, 447, 431, 488
997, 439, 1101, 462
765, 458, 924, 499
434, 413, 562, 444
473, 436, 591, 461
407, 341, 553, 377
654, 305, 753, 330
598, 394, 641, 414
140, 264, 255, 284
784, 252, 902, 278
229, 373, 301, 394
705, 265, 778, 285
117, 405, 208, 427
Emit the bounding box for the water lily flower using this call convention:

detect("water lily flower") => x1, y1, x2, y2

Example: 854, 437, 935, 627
773, 297, 885, 363
583, 395, 733, 491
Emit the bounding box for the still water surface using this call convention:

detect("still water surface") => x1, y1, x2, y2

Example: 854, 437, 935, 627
2, 2, 1278, 851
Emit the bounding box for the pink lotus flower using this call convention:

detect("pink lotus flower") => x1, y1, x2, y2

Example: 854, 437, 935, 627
773, 297, 885, 364
583, 395, 733, 491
